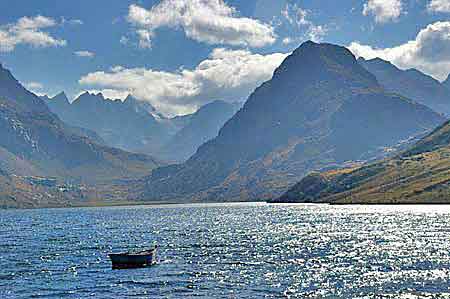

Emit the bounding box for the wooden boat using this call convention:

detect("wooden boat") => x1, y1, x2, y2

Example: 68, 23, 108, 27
109, 246, 157, 269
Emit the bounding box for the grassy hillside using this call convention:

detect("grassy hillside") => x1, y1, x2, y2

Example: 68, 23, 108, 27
274, 121, 450, 204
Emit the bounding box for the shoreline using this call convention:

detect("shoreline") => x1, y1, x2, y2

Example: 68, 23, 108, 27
6, 198, 450, 210
2, 200, 269, 211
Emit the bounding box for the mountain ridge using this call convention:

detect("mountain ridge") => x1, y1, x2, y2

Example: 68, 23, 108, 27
358, 57, 450, 115
160, 100, 241, 162
45, 91, 242, 162
139, 41, 445, 202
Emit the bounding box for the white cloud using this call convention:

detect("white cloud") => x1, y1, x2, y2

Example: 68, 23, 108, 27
0, 16, 66, 52
349, 21, 450, 80
428, 0, 450, 13
126, 0, 276, 48
362, 0, 404, 23
79, 48, 288, 116
281, 4, 327, 43
74, 50, 95, 58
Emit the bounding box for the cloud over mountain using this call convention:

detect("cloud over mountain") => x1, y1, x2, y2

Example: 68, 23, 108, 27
362, 0, 404, 23
349, 21, 450, 80
79, 48, 288, 116
0, 16, 66, 52
126, 0, 276, 48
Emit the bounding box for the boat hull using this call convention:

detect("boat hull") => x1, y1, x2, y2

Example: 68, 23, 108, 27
109, 251, 156, 269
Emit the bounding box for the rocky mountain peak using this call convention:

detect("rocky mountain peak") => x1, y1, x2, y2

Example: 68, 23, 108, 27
142, 41, 443, 202
273, 41, 379, 90
52, 91, 70, 104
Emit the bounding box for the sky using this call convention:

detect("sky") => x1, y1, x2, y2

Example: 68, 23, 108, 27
0, 0, 450, 116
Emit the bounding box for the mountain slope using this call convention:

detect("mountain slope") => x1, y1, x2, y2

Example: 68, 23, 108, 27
44, 91, 71, 115
0, 64, 160, 184
160, 100, 240, 162
46, 92, 243, 162
44, 93, 169, 155
358, 57, 450, 115
274, 120, 450, 204
139, 41, 444, 202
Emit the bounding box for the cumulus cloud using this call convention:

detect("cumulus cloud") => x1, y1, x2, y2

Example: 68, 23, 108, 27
126, 0, 276, 48
349, 21, 450, 80
428, 0, 450, 13
79, 48, 288, 116
74, 50, 95, 58
0, 15, 66, 52
281, 4, 327, 43
362, 0, 404, 23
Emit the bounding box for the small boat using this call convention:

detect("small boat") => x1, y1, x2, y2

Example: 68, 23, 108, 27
109, 245, 157, 269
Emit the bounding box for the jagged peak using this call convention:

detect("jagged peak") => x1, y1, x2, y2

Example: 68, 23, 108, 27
95, 92, 105, 98
73, 91, 106, 105
52, 91, 69, 102
56, 91, 67, 98
124, 94, 138, 103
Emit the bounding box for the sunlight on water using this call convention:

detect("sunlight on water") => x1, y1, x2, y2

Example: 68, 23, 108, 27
1, 203, 450, 298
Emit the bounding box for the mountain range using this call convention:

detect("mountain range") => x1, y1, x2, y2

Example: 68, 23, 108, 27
2, 41, 450, 208
0, 63, 160, 208
358, 57, 450, 115
139, 41, 445, 202
44, 93, 240, 162
44, 92, 169, 155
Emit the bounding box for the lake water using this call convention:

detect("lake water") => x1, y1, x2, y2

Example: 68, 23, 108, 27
2, 203, 450, 298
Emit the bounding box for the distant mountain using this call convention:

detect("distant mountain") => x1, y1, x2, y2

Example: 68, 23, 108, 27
160, 100, 241, 162
44, 91, 71, 114
358, 57, 450, 115
162, 113, 194, 136
42, 93, 105, 145
139, 41, 444, 202
45, 92, 242, 162
0, 63, 159, 194
44, 93, 170, 154
273, 119, 450, 204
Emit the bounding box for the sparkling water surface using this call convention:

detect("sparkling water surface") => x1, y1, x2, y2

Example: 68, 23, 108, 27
1, 203, 450, 298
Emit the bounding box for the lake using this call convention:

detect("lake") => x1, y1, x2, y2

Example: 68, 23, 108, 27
1, 203, 450, 298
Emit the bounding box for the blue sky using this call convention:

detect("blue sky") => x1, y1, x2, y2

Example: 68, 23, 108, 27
0, 0, 449, 116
